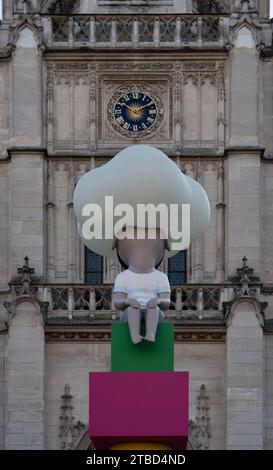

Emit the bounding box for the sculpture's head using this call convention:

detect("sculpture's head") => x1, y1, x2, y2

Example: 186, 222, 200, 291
112, 226, 167, 272
73, 144, 211, 268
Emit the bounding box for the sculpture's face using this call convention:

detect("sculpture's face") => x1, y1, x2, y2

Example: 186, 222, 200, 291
116, 227, 166, 272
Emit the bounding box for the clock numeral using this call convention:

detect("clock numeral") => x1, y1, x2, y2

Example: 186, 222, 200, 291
132, 92, 139, 99
123, 122, 130, 130
116, 117, 124, 125
123, 94, 130, 102
142, 123, 147, 130
147, 117, 154, 123
115, 110, 122, 116
149, 109, 156, 115
133, 125, 138, 132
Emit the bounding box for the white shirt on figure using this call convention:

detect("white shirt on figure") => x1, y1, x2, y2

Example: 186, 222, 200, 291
113, 268, 171, 309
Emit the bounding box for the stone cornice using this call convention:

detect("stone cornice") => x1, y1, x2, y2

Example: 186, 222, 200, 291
45, 323, 226, 343
224, 146, 265, 157
7, 146, 48, 157
43, 50, 229, 61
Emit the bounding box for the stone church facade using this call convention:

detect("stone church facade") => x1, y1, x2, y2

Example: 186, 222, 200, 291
0, 0, 273, 450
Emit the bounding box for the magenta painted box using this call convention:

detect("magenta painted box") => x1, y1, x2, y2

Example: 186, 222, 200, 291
89, 371, 189, 450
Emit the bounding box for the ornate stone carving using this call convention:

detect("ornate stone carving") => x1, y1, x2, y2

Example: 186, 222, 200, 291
228, 9, 264, 51
48, 15, 222, 48
227, 256, 261, 296
47, 1, 80, 14
46, 62, 97, 152
189, 384, 211, 450
59, 383, 86, 450
45, 325, 226, 343
106, 82, 164, 139
11, 256, 38, 297
8, 13, 45, 51
98, 73, 171, 145
1, 301, 14, 331
223, 258, 268, 326
98, 62, 174, 71
0, 46, 12, 59
193, 0, 229, 14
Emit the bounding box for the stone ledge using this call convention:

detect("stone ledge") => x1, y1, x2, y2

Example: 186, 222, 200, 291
45, 323, 226, 343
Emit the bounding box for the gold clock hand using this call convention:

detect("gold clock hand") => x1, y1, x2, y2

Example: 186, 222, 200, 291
120, 103, 135, 112
137, 101, 155, 111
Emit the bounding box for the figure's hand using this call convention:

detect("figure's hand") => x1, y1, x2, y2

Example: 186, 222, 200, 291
127, 298, 141, 309
147, 298, 159, 309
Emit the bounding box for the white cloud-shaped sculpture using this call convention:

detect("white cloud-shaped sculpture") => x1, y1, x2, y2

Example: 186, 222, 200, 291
73, 145, 210, 259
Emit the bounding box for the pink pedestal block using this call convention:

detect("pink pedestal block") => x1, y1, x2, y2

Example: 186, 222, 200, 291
89, 371, 189, 450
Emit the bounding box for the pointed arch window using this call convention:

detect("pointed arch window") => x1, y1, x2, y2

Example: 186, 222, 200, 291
168, 250, 187, 284
85, 247, 103, 284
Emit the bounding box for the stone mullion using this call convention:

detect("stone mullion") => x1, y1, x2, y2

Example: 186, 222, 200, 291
197, 72, 201, 147
46, 159, 56, 281
216, 160, 225, 282
217, 63, 225, 151
89, 66, 97, 153
174, 66, 182, 154
67, 160, 76, 282
46, 64, 54, 154
193, 160, 204, 282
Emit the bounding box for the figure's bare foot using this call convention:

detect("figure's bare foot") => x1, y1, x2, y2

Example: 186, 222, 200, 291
131, 334, 144, 345
144, 333, 155, 343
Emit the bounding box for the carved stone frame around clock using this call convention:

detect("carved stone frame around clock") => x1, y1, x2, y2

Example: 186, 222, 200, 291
98, 70, 173, 149
107, 82, 165, 140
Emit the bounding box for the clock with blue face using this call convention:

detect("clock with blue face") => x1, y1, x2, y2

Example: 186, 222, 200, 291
107, 84, 164, 138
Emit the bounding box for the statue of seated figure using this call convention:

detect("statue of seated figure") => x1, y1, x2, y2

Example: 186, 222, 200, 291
112, 227, 171, 345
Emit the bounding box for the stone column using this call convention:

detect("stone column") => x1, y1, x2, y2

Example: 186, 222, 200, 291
226, 23, 263, 277
10, 151, 45, 278
46, 160, 56, 281
192, 160, 204, 282
6, 299, 46, 449
225, 298, 265, 449
10, 26, 45, 278
0, 333, 5, 449
68, 160, 76, 282
216, 160, 225, 282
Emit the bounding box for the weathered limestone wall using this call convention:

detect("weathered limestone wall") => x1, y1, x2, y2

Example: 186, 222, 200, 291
226, 25, 262, 278
0, 62, 10, 157
0, 334, 6, 450
225, 152, 262, 277
10, 153, 45, 278
175, 342, 226, 450
225, 300, 264, 450
265, 334, 273, 449
261, 59, 273, 157
46, 342, 111, 449
5, 300, 46, 449
9, 26, 45, 278
0, 41, 11, 290
11, 27, 42, 147
262, 162, 273, 283
0, 162, 10, 288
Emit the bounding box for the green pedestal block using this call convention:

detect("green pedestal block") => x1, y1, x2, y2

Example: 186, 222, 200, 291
111, 322, 174, 372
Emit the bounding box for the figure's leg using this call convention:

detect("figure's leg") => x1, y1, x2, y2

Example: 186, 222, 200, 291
126, 306, 143, 344
144, 306, 159, 342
